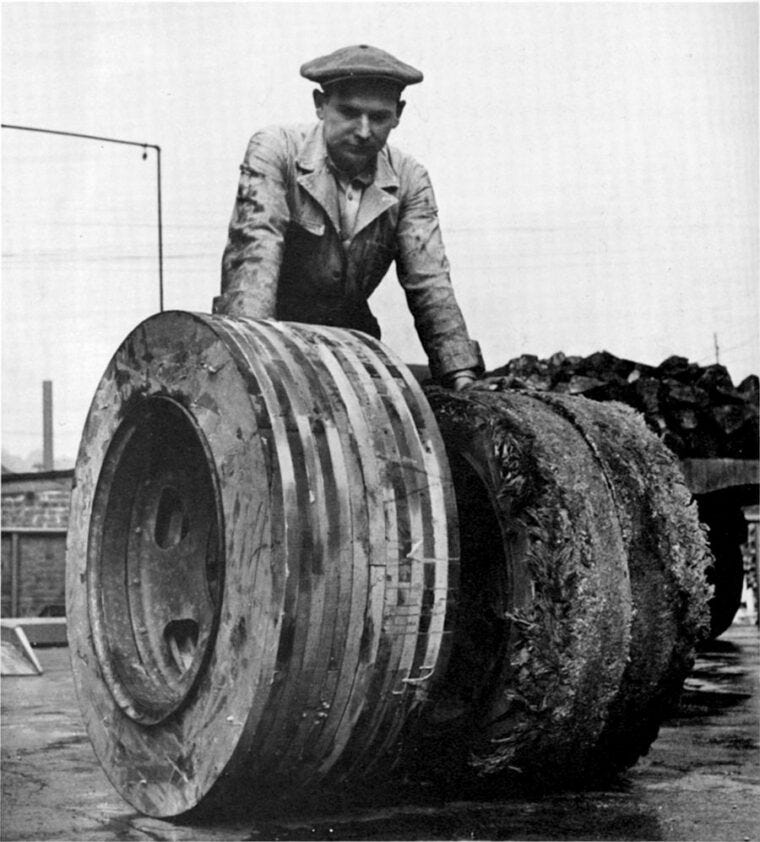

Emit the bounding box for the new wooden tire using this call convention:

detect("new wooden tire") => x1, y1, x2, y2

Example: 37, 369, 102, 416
66, 312, 458, 818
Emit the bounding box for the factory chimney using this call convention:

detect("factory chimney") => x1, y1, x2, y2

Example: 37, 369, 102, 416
42, 380, 54, 472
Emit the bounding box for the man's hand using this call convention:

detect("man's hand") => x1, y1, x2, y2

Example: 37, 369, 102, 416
447, 369, 478, 392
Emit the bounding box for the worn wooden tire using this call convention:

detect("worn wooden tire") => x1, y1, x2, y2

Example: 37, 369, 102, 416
419, 387, 633, 784
418, 386, 711, 786
528, 393, 712, 775
66, 312, 458, 818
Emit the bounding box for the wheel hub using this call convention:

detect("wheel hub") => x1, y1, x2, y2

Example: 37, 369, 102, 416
88, 396, 223, 723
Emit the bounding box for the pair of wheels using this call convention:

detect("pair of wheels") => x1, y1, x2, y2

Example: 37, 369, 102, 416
66, 312, 711, 818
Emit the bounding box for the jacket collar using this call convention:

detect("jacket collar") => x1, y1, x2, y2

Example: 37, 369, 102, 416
297, 123, 399, 237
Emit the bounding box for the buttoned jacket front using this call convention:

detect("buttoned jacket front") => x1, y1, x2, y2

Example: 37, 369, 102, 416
216, 123, 481, 379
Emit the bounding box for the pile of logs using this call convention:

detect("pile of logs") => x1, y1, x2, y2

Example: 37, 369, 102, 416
488, 351, 759, 460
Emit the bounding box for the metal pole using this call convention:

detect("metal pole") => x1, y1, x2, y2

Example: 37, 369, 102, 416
156, 145, 164, 312
2, 123, 164, 312
11, 532, 21, 617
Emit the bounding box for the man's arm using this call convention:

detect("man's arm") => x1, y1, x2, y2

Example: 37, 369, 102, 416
214, 128, 292, 318
394, 160, 483, 384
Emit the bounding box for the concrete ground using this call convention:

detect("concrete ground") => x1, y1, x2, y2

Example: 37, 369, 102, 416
2, 624, 758, 842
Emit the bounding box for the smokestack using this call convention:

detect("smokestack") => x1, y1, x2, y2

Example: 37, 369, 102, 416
42, 380, 53, 472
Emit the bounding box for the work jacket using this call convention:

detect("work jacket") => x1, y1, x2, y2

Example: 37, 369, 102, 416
215, 123, 482, 380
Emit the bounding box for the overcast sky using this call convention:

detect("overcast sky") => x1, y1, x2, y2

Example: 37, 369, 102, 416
2, 1, 757, 465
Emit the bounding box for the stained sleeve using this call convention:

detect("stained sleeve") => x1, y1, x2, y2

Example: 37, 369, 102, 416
213, 128, 292, 318
395, 163, 483, 380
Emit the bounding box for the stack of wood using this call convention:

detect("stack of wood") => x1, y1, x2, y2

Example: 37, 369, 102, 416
488, 351, 759, 460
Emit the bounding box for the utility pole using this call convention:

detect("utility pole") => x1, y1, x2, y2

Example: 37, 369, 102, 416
713, 332, 720, 365
1, 123, 164, 312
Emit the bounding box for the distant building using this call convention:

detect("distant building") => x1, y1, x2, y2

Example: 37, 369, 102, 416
1, 470, 72, 617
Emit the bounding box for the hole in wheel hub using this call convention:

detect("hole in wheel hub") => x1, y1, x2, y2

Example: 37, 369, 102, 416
155, 487, 190, 549
165, 618, 200, 672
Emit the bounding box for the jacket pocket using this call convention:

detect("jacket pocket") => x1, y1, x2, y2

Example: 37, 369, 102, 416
281, 223, 344, 299
354, 240, 396, 296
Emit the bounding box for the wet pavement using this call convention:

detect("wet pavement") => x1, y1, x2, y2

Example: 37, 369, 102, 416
2, 623, 758, 841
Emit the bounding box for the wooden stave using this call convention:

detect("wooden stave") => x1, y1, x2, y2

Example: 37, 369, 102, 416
336, 330, 456, 774
260, 321, 455, 784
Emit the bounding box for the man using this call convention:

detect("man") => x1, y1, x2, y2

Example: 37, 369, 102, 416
215, 44, 482, 390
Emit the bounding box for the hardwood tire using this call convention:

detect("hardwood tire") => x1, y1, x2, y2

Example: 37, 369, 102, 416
65, 312, 458, 818
529, 392, 712, 776
417, 386, 711, 786
419, 387, 633, 785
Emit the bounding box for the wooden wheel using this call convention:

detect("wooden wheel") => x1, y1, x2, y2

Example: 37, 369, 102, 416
66, 312, 458, 818
417, 386, 711, 786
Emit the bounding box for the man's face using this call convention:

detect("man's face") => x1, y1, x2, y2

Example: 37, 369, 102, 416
314, 80, 405, 176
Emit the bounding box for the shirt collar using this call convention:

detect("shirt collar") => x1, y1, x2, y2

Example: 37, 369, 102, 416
327, 154, 376, 187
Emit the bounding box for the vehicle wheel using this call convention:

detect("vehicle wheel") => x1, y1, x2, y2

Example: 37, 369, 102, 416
531, 393, 713, 775
66, 312, 458, 818
697, 493, 748, 639
410, 386, 711, 787
416, 387, 633, 785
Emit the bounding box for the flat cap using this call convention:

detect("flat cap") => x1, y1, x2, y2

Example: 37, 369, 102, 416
300, 44, 423, 88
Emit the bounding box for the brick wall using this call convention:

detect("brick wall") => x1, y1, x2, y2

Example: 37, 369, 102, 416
1, 473, 72, 529
1, 471, 72, 617
1, 533, 66, 616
